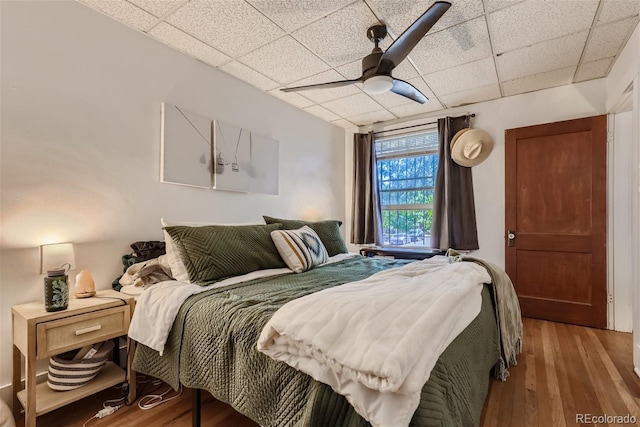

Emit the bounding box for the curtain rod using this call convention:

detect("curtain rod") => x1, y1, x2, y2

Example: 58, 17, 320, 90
372, 113, 476, 136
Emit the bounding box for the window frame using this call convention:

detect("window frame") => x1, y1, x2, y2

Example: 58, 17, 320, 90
374, 126, 439, 248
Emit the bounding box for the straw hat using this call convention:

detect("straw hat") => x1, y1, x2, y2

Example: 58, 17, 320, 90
450, 128, 494, 167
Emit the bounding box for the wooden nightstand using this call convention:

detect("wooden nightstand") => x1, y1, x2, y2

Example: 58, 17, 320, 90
11, 289, 136, 427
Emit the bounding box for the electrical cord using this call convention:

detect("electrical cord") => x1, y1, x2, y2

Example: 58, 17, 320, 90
137, 383, 183, 410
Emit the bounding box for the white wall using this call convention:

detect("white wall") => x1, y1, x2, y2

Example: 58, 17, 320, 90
0, 1, 346, 394
346, 78, 608, 268
606, 20, 640, 377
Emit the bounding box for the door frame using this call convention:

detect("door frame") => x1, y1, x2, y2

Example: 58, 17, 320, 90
633, 75, 640, 379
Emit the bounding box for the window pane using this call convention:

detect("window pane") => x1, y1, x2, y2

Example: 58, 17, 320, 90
375, 129, 438, 248
380, 209, 433, 247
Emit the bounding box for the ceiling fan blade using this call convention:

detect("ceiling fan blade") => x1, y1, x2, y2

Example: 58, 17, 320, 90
281, 78, 362, 92
377, 1, 451, 74
391, 78, 428, 104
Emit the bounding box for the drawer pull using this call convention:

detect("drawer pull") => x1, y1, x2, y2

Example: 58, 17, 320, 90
75, 325, 102, 335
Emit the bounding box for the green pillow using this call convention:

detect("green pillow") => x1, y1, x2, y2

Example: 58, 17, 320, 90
262, 216, 348, 257
164, 223, 286, 284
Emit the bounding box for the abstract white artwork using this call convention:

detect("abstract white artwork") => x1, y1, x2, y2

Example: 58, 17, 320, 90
213, 120, 251, 193
160, 103, 279, 194
160, 103, 212, 188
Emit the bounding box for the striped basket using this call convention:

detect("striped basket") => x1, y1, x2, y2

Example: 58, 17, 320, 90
47, 340, 114, 391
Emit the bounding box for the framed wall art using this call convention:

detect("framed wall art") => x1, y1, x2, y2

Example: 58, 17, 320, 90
160, 103, 213, 188
213, 120, 251, 193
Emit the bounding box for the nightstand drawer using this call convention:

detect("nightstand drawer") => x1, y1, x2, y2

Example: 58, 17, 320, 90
36, 305, 130, 359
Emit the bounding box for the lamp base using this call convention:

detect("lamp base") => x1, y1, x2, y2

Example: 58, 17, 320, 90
75, 291, 96, 299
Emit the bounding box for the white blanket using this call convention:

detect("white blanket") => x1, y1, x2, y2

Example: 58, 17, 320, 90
128, 253, 357, 355
257, 257, 491, 427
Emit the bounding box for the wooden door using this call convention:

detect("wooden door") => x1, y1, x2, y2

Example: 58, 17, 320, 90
505, 115, 607, 328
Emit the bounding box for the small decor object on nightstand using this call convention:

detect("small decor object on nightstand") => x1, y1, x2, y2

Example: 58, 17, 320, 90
40, 242, 75, 312
75, 269, 96, 298
44, 268, 69, 312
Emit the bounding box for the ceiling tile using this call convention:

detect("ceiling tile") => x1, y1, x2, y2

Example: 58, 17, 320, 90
496, 31, 587, 81
411, 16, 492, 75
127, 0, 185, 18
388, 98, 444, 118
597, 0, 640, 24
431, 0, 485, 32
371, 90, 414, 109
78, 0, 158, 31
330, 118, 358, 129
367, 0, 484, 36
489, 0, 599, 54
335, 59, 365, 80
425, 57, 498, 96
346, 109, 397, 126
335, 59, 362, 80
247, 0, 354, 32
583, 17, 639, 62
321, 93, 383, 117
304, 105, 342, 121
287, 70, 362, 103
439, 83, 501, 107
392, 59, 422, 81
238, 36, 329, 85
220, 61, 280, 91
268, 87, 316, 108
574, 57, 615, 82
165, 1, 284, 57
148, 22, 232, 67
484, 0, 526, 13
292, 2, 382, 66
502, 66, 575, 96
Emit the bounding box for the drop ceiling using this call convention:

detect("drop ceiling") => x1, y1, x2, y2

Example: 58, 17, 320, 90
78, 0, 639, 127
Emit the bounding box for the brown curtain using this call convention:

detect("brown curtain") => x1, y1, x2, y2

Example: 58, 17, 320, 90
431, 116, 479, 250
351, 132, 381, 245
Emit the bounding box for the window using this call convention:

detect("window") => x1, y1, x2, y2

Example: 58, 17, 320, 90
375, 128, 439, 247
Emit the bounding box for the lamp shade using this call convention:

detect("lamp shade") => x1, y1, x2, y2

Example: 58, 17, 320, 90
40, 243, 76, 274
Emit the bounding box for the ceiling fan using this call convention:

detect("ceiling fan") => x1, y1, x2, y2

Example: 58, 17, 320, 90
281, 1, 452, 104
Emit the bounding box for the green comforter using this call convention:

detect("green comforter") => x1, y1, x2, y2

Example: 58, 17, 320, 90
133, 256, 501, 426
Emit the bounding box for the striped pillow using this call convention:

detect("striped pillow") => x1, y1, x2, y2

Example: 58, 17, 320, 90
271, 226, 329, 273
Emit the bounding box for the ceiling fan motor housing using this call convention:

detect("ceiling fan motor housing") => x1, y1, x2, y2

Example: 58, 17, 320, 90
362, 50, 384, 77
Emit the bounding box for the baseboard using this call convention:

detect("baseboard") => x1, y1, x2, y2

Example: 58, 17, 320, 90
0, 372, 48, 412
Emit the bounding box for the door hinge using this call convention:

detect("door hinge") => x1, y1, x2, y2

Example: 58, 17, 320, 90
607, 294, 613, 304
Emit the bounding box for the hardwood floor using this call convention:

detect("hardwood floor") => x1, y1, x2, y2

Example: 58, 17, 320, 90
16, 318, 640, 427
481, 319, 640, 427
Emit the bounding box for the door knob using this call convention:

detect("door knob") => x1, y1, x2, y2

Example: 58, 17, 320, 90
507, 231, 516, 247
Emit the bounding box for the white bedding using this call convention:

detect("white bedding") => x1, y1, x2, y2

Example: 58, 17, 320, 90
257, 257, 491, 427
127, 253, 357, 355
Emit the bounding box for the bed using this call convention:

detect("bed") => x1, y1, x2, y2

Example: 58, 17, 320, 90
126, 220, 522, 427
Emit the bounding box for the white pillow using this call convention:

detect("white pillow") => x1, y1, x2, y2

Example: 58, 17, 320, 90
271, 226, 329, 273
161, 218, 260, 282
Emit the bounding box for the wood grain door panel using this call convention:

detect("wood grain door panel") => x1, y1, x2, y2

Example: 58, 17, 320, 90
505, 115, 607, 328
